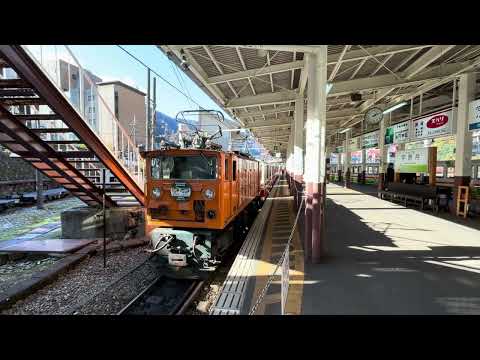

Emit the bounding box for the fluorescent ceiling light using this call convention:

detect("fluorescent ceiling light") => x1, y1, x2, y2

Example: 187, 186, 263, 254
326, 82, 333, 94
383, 102, 407, 114
339, 128, 351, 134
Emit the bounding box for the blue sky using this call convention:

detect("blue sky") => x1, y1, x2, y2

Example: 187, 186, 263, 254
23, 45, 268, 158
69, 45, 231, 120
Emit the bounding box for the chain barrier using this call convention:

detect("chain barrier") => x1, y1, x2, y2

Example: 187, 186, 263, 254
248, 196, 305, 315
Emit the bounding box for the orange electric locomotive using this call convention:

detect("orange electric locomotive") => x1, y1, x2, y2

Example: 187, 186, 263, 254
141, 110, 279, 276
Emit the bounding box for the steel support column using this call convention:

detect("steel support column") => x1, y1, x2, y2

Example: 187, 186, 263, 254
453, 72, 476, 214
304, 46, 328, 264
378, 117, 387, 193
344, 129, 351, 188
293, 96, 305, 208
286, 129, 294, 189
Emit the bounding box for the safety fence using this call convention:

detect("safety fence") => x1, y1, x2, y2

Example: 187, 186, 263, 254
249, 196, 305, 315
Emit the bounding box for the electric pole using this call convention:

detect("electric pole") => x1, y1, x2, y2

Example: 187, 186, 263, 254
36, 169, 44, 209
146, 68, 151, 150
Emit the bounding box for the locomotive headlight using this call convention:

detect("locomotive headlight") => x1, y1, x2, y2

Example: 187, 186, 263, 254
152, 187, 162, 198
202, 188, 215, 200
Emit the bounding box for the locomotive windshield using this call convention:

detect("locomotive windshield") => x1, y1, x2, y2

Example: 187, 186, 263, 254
151, 155, 217, 180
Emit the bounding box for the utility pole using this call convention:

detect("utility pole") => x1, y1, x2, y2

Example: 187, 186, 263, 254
151, 77, 156, 150
146, 68, 151, 151
36, 169, 44, 209
35, 116, 44, 210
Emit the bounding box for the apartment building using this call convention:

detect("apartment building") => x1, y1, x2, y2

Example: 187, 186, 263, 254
97, 81, 147, 149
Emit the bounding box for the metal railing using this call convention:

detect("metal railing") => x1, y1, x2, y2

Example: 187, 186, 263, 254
22, 45, 145, 190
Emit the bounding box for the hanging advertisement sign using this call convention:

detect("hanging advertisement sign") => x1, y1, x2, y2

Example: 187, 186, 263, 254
412, 109, 455, 140
366, 148, 380, 164
473, 131, 480, 160
363, 131, 379, 149
469, 99, 480, 131
351, 150, 363, 164
436, 166, 444, 177
349, 137, 360, 151
330, 153, 338, 164
385, 121, 410, 145
336, 146, 344, 153
394, 148, 429, 173
387, 144, 398, 164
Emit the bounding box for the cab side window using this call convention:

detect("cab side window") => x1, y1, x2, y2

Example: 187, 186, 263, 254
225, 159, 229, 180
233, 160, 237, 181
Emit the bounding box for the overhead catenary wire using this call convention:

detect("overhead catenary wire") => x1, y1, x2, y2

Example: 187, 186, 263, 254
117, 45, 246, 129
117, 45, 275, 154
169, 60, 193, 109
116, 45, 206, 111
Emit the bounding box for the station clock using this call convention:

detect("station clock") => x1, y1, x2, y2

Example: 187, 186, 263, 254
364, 107, 384, 125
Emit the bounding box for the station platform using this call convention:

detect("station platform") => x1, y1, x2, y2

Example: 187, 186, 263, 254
302, 183, 480, 315
210, 178, 304, 315
0, 221, 97, 255
212, 179, 480, 315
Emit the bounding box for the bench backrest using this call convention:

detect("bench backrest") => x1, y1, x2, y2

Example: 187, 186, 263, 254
389, 182, 437, 197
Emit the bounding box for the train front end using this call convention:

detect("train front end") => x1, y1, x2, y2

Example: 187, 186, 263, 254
145, 149, 228, 274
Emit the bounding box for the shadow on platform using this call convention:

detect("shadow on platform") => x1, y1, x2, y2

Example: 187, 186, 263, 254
300, 193, 480, 315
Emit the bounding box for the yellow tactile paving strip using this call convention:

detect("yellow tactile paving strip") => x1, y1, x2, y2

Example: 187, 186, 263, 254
249, 182, 305, 315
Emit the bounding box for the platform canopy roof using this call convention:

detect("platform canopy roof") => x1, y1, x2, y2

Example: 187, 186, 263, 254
158, 45, 480, 156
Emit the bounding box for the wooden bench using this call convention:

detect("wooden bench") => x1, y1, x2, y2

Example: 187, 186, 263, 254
380, 183, 438, 211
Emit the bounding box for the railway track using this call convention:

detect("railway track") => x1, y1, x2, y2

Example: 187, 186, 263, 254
117, 276, 204, 315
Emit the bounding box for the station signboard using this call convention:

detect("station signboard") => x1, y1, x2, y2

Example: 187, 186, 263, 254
363, 131, 379, 149
385, 121, 410, 145
469, 99, 480, 131
394, 148, 429, 173
412, 109, 455, 140
336, 145, 344, 153
349, 137, 360, 151
433, 136, 455, 161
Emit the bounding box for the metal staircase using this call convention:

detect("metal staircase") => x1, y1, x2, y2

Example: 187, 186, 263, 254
0, 45, 145, 207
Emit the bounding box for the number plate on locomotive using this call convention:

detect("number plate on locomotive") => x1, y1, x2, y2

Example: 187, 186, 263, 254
170, 183, 192, 201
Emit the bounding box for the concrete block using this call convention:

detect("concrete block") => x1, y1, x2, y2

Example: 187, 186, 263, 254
61, 206, 145, 240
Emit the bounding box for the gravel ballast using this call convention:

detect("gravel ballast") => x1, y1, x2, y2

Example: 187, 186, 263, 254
1, 245, 156, 315
0, 255, 60, 297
